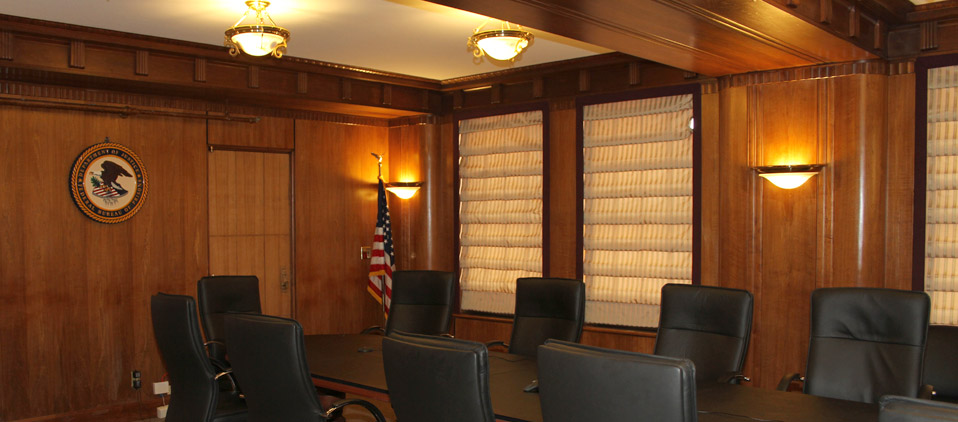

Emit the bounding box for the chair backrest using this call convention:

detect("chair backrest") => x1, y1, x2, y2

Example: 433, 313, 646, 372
654, 283, 753, 383
382, 331, 495, 422
150, 293, 220, 422
508, 277, 586, 357
224, 313, 325, 421
538, 340, 698, 422
805, 287, 930, 403
197, 275, 262, 362
880, 396, 958, 422
924, 325, 958, 402
385, 270, 456, 336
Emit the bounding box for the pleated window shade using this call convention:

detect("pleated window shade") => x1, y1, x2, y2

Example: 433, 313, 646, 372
583, 94, 694, 328
925, 65, 958, 325
458, 110, 544, 315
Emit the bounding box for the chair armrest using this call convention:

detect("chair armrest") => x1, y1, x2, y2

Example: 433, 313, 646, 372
204, 340, 227, 349
326, 398, 387, 422
214, 370, 238, 392
361, 326, 385, 335
919, 384, 935, 400
486, 340, 509, 351
440, 333, 455, 338
717, 372, 751, 384
777, 373, 804, 391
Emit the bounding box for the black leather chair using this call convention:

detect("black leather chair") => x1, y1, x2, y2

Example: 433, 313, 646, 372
654, 283, 753, 384
197, 275, 262, 367
362, 270, 456, 336
382, 331, 495, 422
150, 293, 247, 422
537, 340, 697, 422
924, 325, 958, 403
879, 396, 958, 422
491, 277, 586, 357
223, 314, 386, 422
778, 287, 932, 403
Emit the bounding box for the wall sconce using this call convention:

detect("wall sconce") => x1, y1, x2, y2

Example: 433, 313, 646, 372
754, 164, 825, 189
385, 182, 423, 200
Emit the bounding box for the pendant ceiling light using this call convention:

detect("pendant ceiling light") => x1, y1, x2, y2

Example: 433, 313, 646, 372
225, 1, 290, 58
467, 19, 533, 61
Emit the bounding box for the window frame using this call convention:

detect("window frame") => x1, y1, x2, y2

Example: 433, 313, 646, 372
913, 54, 958, 326
453, 102, 551, 316
575, 84, 702, 329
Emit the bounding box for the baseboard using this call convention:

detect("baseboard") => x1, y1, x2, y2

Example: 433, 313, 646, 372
14, 398, 163, 422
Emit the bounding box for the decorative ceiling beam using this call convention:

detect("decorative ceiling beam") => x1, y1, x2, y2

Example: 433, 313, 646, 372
426, 0, 878, 76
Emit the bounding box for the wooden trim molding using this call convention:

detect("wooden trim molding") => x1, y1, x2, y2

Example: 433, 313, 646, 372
135, 50, 149, 76
0, 14, 442, 117
69, 40, 85, 69
0, 79, 404, 127
719, 59, 911, 88
194, 57, 207, 82
0, 30, 12, 60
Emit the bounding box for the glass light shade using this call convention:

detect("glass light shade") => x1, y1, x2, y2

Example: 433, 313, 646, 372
476, 35, 529, 61
385, 186, 421, 199
469, 24, 533, 61
758, 172, 818, 189
230, 28, 287, 56
754, 164, 824, 189
385, 182, 422, 199
224, 1, 289, 58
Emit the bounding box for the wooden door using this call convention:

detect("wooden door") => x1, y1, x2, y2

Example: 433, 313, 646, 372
208, 149, 293, 318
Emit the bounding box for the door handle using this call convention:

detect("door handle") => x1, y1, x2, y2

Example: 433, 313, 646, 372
280, 266, 289, 291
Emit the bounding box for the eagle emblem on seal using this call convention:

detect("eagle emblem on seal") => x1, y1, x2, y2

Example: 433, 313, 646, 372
70, 139, 149, 224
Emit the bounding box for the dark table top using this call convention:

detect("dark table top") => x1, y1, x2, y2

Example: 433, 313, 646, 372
304, 334, 879, 422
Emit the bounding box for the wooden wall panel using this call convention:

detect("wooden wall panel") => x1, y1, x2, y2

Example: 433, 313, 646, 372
884, 73, 916, 290
293, 120, 390, 334
828, 75, 888, 288
748, 80, 823, 389
547, 104, 578, 279
387, 125, 424, 271
0, 106, 207, 420
207, 117, 295, 150
700, 89, 721, 285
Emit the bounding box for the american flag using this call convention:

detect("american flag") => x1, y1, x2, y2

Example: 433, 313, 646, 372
366, 178, 395, 315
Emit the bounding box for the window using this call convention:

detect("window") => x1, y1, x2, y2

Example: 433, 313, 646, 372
458, 109, 544, 315
581, 92, 696, 328
921, 62, 958, 325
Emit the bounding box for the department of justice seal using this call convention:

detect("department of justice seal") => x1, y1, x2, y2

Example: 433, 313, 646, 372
70, 141, 149, 224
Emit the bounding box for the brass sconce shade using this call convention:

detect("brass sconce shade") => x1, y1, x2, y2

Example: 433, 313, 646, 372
754, 164, 825, 189
385, 182, 423, 200
225, 1, 290, 58
467, 20, 533, 61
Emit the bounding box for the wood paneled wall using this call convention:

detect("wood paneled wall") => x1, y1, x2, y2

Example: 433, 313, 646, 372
293, 120, 393, 335
0, 106, 208, 420
0, 100, 423, 419
447, 66, 919, 389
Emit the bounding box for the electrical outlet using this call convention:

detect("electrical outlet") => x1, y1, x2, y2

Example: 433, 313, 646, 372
131, 370, 141, 389
153, 381, 170, 395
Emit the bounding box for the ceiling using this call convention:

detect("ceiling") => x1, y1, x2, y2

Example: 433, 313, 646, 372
0, 0, 612, 81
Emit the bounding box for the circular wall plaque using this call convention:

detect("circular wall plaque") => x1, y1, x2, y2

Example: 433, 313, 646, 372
70, 142, 149, 224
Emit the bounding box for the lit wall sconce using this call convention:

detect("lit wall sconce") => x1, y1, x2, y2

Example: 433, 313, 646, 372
754, 164, 825, 189
385, 182, 423, 200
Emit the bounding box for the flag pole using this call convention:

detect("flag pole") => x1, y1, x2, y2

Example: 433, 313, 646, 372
370, 152, 387, 328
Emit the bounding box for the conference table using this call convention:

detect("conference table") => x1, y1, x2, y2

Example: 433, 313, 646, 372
304, 334, 879, 422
